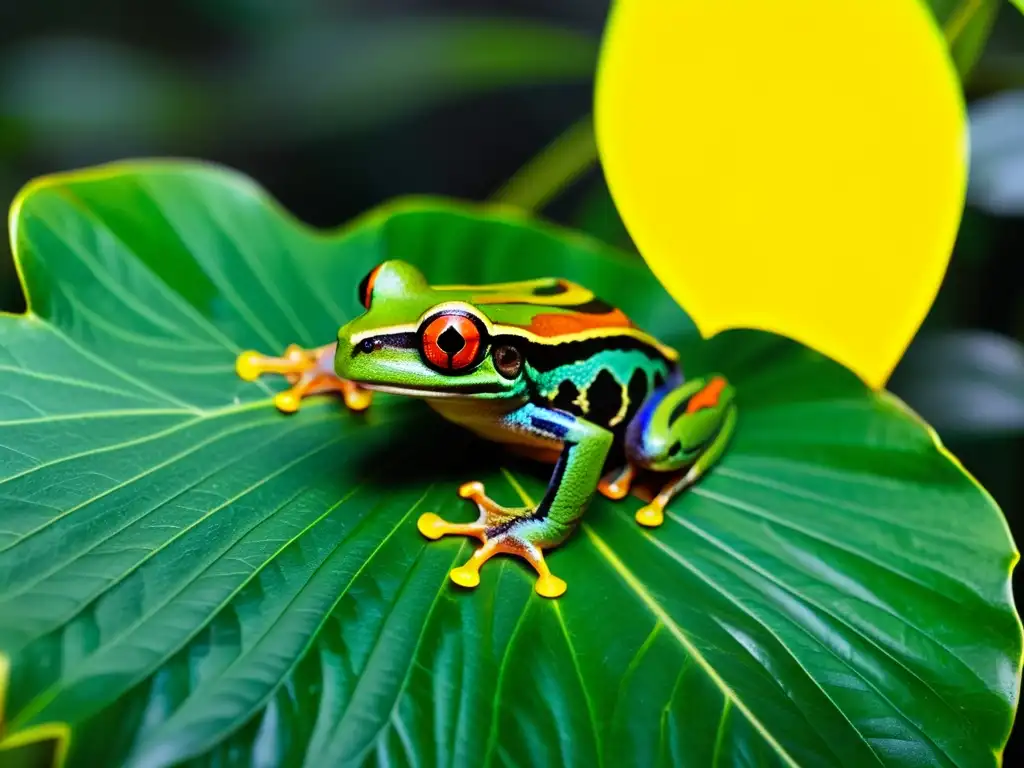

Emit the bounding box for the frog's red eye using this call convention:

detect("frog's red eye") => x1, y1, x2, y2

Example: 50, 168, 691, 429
357, 264, 382, 309
420, 313, 485, 372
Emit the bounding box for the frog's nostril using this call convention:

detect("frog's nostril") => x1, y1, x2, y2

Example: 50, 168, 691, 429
353, 337, 384, 356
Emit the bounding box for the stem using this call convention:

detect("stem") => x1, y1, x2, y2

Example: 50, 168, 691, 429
944, 0, 983, 45
490, 114, 598, 212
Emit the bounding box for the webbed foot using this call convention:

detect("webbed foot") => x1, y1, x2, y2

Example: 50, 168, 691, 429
236, 343, 373, 414
417, 481, 567, 598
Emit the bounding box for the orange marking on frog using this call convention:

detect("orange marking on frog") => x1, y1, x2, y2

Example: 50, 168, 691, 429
514, 309, 634, 337
361, 264, 382, 308
686, 376, 728, 413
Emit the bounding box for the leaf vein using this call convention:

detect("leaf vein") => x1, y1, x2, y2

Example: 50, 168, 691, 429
9, 427, 345, 730
668, 509, 974, 764
582, 523, 801, 768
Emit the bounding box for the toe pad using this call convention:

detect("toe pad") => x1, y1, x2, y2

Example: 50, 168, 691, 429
635, 505, 665, 528
535, 573, 567, 598
417, 513, 447, 540
449, 565, 481, 588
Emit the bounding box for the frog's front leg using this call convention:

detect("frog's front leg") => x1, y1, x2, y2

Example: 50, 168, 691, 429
235, 342, 373, 414
417, 404, 613, 598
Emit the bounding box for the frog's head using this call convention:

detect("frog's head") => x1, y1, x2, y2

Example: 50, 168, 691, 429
334, 260, 526, 399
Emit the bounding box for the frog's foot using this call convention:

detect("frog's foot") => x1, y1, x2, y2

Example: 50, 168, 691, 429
598, 464, 635, 500
417, 481, 567, 598
635, 469, 697, 528
235, 343, 373, 414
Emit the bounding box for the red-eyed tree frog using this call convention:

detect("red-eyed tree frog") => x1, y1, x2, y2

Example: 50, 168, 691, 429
236, 260, 737, 598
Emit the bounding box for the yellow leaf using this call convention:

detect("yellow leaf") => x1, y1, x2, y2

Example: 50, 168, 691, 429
595, 0, 967, 390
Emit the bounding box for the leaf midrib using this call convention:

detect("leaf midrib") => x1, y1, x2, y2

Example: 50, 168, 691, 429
581, 523, 802, 768
643, 511, 888, 766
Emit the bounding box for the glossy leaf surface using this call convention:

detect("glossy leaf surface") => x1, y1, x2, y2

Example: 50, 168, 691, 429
0, 162, 1019, 767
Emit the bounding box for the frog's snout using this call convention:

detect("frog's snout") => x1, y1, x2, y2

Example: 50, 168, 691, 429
332, 325, 406, 384
332, 329, 357, 380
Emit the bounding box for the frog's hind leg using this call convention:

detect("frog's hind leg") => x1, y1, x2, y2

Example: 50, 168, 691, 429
627, 375, 738, 528
236, 343, 373, 414
634, 473, 689, 528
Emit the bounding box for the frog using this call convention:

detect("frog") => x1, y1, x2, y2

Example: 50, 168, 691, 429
235, 260, 737, 598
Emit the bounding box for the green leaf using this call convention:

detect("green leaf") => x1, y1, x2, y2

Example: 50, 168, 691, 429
0, 161, 1019, 767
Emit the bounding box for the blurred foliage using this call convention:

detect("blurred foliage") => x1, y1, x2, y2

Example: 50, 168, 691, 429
941, 0, 1002, 75
968, 89, 1024, 214
889, 330, 1024, 435
1, 22, 598, 153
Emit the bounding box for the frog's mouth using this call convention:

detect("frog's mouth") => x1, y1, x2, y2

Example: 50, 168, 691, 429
355, 381, 505, 398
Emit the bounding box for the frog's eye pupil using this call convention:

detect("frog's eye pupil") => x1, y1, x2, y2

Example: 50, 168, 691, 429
421, 313, 483, 371
492, 345, 522, 379
360, 339, 376, 353
437, 326, 465, 357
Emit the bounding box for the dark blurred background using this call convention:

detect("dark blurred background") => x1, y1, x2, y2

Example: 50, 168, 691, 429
2, 0, 1024, 758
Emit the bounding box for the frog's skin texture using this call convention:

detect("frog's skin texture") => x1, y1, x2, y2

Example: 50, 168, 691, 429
236, 260, 737, 598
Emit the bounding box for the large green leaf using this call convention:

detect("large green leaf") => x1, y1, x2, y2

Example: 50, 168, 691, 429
0, 161, 1019, 767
